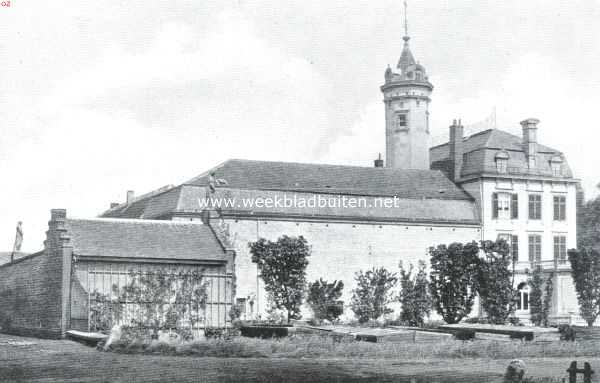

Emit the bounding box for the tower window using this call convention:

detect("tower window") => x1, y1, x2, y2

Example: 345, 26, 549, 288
396, 114, 407, 128
416, 71, 422, 81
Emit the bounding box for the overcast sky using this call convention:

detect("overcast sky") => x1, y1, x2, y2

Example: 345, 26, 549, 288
1, 0, 599, 252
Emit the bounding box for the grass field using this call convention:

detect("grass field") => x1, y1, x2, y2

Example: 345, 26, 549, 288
1, 333, 599, 382
105, 332, 600, 360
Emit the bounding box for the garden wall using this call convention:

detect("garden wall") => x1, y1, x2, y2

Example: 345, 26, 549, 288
0, 250, 65, 338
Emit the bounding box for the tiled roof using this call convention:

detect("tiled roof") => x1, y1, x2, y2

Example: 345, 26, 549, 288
430, 129, 573, 179
101, 185, 177, 219
185, 159, 473, 200
431, 129, 557, 161
65, 218, 227, 262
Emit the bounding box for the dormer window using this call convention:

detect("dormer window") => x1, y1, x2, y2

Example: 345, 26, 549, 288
495, 150, 509, 174
550, 155, 563, 177
415, 71, 422, 81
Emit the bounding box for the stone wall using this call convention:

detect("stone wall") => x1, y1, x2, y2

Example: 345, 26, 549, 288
226, 217, 481, 319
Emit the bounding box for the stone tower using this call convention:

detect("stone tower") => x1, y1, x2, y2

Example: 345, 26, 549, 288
381, 5, 433, 169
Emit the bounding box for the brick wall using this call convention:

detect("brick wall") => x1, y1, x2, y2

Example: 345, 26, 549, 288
0, 209, 71, 338
0, 251, 64, 338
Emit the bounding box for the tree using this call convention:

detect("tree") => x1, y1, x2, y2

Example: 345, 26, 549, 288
542, 272, 554, 327
307, 279, 344, 322
249, 235, 311, 322
528, 267, 554, 327
429, 242, 480, 324
477, 240, 516, 324
568, 248, 600, 327
577, 193, 600, 249
528, 266, 545, 326
398, 260, 431, 327
350, 267, 398, 323
119, 269, 207, 338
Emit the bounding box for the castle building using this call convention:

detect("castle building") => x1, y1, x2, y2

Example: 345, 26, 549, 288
0, 18, 585, 337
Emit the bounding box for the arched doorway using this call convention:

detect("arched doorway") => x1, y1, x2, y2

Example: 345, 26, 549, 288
516, 282, 530, 313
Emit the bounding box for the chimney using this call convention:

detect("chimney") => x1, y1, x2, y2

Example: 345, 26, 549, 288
126, 190, 135, 204
449, 119, 464, 182
374, 153, 384, 168
520, 118, 539, 168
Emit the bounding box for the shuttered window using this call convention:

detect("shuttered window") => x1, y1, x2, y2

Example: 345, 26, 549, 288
492, 193, 518, 220
511, 194, 519, 219
492, 193, 499, 219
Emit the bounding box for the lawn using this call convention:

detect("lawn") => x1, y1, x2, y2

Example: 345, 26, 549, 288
1, 333, 599, 382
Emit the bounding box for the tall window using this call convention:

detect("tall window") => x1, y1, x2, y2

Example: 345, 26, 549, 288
528, 234, 542, 262
498, 233, 519, 261
553, 195, 566, 221
492, 193, 518, 219
554, 235, 567, 264
528, 194, 542, 220
511, 235, 519, 261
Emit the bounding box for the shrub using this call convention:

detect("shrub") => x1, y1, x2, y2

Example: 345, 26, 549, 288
398, 260, 431, 327
89, 291, 122, 332
558, 324, 576, 341
350, 267, 397, 323
229, 304, 242, 322
307, 279, 344, 323
249, 236, 310, 322
429, 242, 480, 324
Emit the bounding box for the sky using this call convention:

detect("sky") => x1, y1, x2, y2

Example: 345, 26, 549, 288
1, 0, 599, 252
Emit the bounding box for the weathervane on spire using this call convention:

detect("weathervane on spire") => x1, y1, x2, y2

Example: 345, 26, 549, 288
404, 0, 408, 38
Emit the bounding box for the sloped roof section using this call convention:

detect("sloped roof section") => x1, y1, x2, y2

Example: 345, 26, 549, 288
185, 159, 473, 200
430, 128, 573, 179
66, 218, 226, 262
101, 186, 182, 219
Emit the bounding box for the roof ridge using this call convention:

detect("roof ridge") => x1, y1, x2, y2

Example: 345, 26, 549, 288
197, 158, 447, 173
68, 217, 205, 225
